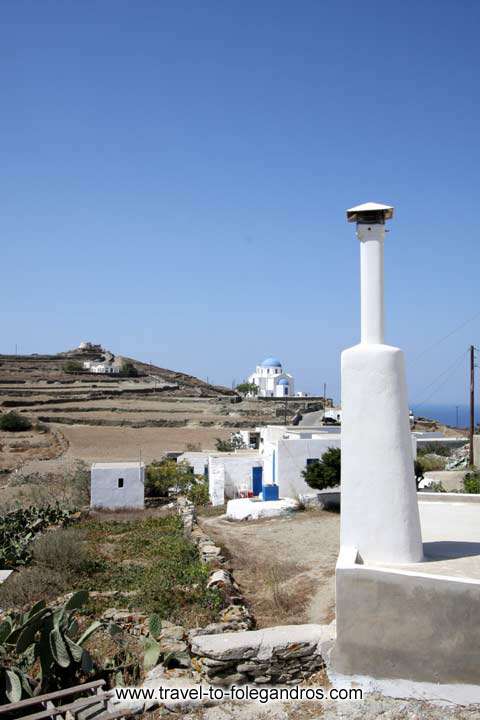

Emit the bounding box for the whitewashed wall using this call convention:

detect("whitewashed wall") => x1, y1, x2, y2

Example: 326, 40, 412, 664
275, 437, 341, 497
254, 424, 418, 500
208, 456, 225, 506
177, 452, 209, 475
90, 463, 145, 509
208, 454, 263, 506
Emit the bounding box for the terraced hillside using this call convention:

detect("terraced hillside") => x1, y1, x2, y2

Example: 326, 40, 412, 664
0, 348, 309, 474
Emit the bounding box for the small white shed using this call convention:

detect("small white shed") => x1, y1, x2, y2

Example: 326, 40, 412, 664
90, 462, 145, 509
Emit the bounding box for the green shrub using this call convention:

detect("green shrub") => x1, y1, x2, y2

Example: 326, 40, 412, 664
59, 460, 90, 506
302, 447, 341, 491
145, 459, 193, 497
63, 360, 83, 374
415, 454, 446, 474
235, 382, 258, 396
187, 478, 209, 506
463, 471, 480, 494
0, 412, 32, 432
417, 442, 452, 457
120, 361, 138, 377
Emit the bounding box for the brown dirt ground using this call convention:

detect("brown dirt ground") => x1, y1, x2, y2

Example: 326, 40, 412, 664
10, 424, 232, 479
198, 509, 340, 628
0, 427, 65, 472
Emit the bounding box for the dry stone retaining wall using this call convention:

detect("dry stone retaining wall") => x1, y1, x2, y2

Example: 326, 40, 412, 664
190, 624, 333, 686
178, 497, 255, 634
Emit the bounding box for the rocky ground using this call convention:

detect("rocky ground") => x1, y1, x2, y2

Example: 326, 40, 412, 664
178, 694, 480, 719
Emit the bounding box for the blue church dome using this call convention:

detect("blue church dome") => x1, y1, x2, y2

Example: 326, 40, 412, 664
277, 378, 289, 385
261, 357, 282, 368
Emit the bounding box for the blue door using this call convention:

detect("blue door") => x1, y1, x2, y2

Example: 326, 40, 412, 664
252, 466, 263, 496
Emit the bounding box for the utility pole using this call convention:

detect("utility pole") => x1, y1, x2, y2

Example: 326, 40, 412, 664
470, 345, 475, 466
456, 405, 460, 427
323, 382, 327, 409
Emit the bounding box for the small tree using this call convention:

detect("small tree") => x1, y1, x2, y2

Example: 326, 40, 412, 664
236, 382, 258, 396
0, 412, 32, 432
120, 361, 139, 377
187, 477, 210, 506
63, 360, 83, 374
463, 471, 480, 494
302, 447, 341, 490
56, 460, 90, 506
145, 459, 193, 497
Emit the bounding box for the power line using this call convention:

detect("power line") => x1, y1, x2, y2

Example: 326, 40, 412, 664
413, 349, 468, 409
414, 348, 468, 397
413, 310, 480, 361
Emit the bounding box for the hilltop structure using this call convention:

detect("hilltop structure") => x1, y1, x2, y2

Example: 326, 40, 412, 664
247, 357, 294, 397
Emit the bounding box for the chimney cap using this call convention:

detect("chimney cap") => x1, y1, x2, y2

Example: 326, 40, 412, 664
346, 201, 394, 224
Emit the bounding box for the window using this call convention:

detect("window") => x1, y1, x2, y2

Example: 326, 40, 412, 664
118, 477, 124, 488
306, 458, 319, 466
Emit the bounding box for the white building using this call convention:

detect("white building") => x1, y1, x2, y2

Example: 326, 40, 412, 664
260, 426, 341, 498
206, 420, 426, 506
176, 451, 209, 476
208, 453, 264, 506
84, 360, 120, 374
90, 461, 145, 509
207, 425, 342, 505
247, 357, 294, 397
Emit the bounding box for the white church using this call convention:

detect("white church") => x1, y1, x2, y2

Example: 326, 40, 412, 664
247, 357, 295, 397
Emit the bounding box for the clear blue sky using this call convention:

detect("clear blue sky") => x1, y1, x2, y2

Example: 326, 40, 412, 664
1, 0, 479, 405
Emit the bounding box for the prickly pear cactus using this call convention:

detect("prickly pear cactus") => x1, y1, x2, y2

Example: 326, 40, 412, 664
148, 613, 162, 638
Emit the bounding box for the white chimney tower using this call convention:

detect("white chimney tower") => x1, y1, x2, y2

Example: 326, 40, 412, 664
340, 202, 423, 564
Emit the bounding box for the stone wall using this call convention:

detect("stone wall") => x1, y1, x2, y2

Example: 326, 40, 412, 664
190, 624, 333, 686
178, 497, 255, 634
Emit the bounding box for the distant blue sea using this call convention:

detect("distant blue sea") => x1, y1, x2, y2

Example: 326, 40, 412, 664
411, 404, 477, 428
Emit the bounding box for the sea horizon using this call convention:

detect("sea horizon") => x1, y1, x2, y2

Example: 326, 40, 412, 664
410, 403, 477, 428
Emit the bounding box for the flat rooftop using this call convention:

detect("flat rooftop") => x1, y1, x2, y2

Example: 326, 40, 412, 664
381, 499, 480, 581
91, 461, 145, 469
